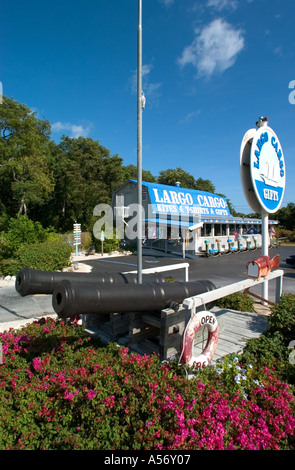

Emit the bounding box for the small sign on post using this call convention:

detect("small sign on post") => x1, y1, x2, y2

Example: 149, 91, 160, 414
101, 231, 105, 257
73, 223, 81, 256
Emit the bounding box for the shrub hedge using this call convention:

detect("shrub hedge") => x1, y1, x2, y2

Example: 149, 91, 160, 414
0, 216, 72, 276
217, 292, 255, 312
0, 240, 72, 276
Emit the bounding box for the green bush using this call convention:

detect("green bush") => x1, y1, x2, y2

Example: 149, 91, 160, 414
0, 239, 72, 276
217, 292, 255, 312
0, 216, 72, 276
81, 232, 92, 251
268, 294, 295, 345
240, 294, 295, 384
0, 216, 48, 259
93, 234, 119, 254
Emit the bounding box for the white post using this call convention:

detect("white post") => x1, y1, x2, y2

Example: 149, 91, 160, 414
261, 210, 269, 303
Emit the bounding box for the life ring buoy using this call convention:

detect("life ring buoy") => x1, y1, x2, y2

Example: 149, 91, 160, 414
180, 310, 219, 368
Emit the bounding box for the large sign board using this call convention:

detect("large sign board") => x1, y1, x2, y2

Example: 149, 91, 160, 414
240, 125, 286, 214
146, 184, 231, 217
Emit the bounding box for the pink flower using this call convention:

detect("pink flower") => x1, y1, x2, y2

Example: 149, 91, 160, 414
86, 389, 96, 400
104, 395, 115, 408
64, 391, 74, 401
32, 357, 42, 371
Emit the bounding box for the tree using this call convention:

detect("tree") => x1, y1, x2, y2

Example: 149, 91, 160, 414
215, 193, 236, 216
195, 177, 215, 194
42, 136, 124, 232
123, 164, 156, 183
0, 96, 54, 217
157, 168, 217, 194
157, 167, 197, 188
274, 203, 295, 231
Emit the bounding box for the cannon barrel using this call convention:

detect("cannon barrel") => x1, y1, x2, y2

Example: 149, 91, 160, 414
52, 279, 216, 318
15, 267, 165, 297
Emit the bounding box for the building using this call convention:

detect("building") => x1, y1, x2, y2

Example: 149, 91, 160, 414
111, 180, 278, 256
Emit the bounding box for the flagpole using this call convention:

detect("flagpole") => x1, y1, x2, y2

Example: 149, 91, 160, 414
137, 0, 143, 284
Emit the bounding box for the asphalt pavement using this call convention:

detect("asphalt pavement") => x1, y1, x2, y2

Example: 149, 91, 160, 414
0, 245, 294, 332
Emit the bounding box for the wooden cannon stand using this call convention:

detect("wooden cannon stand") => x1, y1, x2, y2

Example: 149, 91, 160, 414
83, 269, 284, 363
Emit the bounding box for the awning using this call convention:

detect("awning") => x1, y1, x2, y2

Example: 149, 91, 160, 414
144, 218, 190, 227
144, 218, 204, 231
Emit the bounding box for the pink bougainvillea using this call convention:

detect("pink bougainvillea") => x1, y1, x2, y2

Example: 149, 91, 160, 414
0, 317, 294, 450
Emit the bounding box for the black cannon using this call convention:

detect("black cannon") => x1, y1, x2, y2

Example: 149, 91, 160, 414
15, 267, 165, 297
52, 279, 216, 319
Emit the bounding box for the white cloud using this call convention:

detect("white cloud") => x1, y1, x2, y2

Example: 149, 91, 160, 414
130, 63, 162, 107
207, 0, 237, 10
51, 121, 91, 138
178, 18, 245, 78
179, 110, 201, 125
158, 0, 174, 6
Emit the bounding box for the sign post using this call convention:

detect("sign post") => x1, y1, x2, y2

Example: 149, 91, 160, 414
101, 231, 105, 257
73, 222, 81, 256
240, 117, 286, 303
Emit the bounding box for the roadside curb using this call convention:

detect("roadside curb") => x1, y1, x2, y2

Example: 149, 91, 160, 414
0, 314, 58, 334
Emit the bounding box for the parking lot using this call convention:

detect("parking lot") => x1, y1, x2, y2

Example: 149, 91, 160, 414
86, 245, 295, 297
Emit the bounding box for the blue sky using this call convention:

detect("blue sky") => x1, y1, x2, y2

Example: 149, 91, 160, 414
1, 0, 294, 214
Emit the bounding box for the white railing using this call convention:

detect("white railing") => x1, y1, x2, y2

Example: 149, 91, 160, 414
125, 262, 189, 282
183, 269, 284, 313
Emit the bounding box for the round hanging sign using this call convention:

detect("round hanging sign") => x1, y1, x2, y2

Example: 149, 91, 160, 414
249, 125, 286, 213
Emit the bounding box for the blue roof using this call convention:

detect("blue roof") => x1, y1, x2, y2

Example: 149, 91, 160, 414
131, 180, 232, 218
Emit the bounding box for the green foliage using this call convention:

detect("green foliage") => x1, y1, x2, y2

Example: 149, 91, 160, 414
0, 216, 47, 258
0, 216, 55, 261
0, 239, 72, 275
268, 294, 295, 345
0, 216, 72, 275
157, 168, 216, 194
123, 164, 156, 183
93, 234, 119, 254
0, 96, 54, 216
274, 203, 295, 231
81, 232, 93, 251
240, 294, 295, 384
217, 292, 255, 312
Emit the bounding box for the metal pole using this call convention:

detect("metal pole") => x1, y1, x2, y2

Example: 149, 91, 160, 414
261, 209, 269, 304
137, 0, 143, 284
